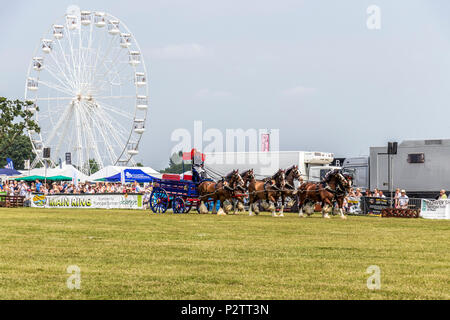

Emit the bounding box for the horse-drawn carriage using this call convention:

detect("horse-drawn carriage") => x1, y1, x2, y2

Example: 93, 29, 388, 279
148, 149, 253, 214
148, 149, 354, 218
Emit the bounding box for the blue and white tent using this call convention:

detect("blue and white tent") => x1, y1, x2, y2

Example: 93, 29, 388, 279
0, 168, 22, 176
103, 169, 157, 183
87, 165, 161, 182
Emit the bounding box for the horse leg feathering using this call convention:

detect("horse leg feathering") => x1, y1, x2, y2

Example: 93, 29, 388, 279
322, 204, 331, 219
278, 204, 285, 217
298, 206, 305, 218
199, 201, 208, 214
339, 207, 347, 219
248, 201, 254, 216
253, 202, 260, 214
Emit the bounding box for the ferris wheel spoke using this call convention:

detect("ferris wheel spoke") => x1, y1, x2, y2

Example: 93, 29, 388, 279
95, 77, 117, 94
38, 80, 74, 96
73, 106, 84, 172
78, 102, 105, 169
93, 36, 116, 76
76, 103, 94, 168
54, 117, 74, 160
95, 95, 135, 99
95, 70, 133, 94
54, 38, 79, 87
93, 107, 128, 161
86, 17, 94, 60
60, 30, 77, 86
65, 23, 81, 89
95, 105, 130, 140
95, 48, 127, 79
96, 104, 132, 135
45, 102, 74, 146
85, 107, 119, 164
47, 52, 74, 90
43, 63, 75, 93
35, 96, 73, 101
95, 100, 134, 119
52, 104, 75, 157
90, 34, 115, 86
96, 60, 131, 85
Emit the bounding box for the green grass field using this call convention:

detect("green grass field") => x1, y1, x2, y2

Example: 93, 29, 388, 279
0, 208, 448, 300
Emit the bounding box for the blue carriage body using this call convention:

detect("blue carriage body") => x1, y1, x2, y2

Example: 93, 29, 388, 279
149, 150, 216, 213
154, 177, 199, 198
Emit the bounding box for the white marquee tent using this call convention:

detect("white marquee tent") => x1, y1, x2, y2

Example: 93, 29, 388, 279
18, 163, 89, 182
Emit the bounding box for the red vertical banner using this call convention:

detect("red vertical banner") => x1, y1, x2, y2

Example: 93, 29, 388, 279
261, 133, 270, 152
182, 152, 191, 160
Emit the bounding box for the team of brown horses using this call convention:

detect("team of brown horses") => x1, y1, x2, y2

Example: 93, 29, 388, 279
197, 166, 353, 218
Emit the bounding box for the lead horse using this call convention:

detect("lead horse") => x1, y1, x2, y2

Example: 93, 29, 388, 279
297, 169, 351, 219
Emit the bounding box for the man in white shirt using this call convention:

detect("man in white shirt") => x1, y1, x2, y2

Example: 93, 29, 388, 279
398, 190, 409, 209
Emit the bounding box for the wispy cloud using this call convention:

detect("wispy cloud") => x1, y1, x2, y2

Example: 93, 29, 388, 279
195, 88, 232, 99
282, 86, 318, 97
149, 43, 211, 59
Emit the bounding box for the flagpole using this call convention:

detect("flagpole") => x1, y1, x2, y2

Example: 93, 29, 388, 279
44, 159, 47, 190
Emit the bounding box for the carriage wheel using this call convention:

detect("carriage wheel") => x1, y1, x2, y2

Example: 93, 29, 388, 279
150, 187, 169, 213
184, 200, 193, 213
172, 197, 186, 214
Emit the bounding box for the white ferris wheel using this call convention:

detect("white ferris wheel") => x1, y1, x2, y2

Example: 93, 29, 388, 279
25, 7, 149, 175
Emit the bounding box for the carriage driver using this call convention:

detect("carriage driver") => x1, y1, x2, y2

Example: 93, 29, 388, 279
191, 150, 207, 184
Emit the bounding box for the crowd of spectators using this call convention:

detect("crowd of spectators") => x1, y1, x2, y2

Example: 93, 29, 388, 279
343, 187, 411, 211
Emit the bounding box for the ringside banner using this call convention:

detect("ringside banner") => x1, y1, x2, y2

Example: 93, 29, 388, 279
31, 193, 143, 210
347, 197, 363, 214
420, 199, 450, 219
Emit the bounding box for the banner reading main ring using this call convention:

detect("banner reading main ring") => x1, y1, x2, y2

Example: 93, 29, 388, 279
31, 193, 143, 210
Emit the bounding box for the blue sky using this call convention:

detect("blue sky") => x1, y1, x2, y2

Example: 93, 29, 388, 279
1, 0, 449, 170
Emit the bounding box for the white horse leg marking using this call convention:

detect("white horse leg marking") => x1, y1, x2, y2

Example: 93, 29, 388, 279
339, 207, 347, 219
304, 203, 314, 216
268, 201, 276, 217
279, 204, 284, 217
254, 202, 260, 214
322, 204, 331, 219
199, 200, 208, 214
217, 204, 225, 215
299, 206, 305, 218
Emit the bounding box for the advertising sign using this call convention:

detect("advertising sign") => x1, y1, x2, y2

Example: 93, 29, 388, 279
363, 197, 392, 215
420, 199, 450, 219
31, 193, 143, 210
347, 196, 363, 214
